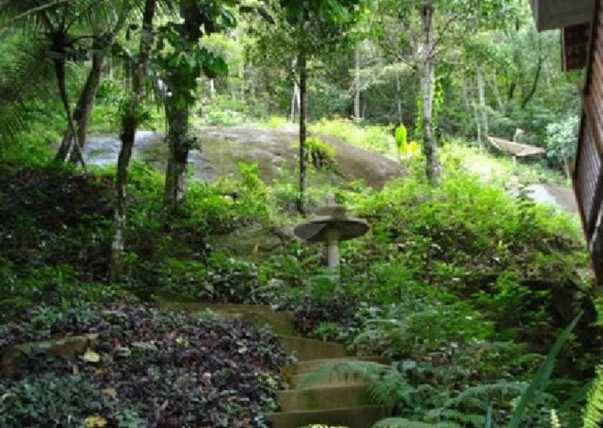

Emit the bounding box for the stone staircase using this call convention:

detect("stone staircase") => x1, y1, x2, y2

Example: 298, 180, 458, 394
268, 349, 389, 428
157, 301, 390, 428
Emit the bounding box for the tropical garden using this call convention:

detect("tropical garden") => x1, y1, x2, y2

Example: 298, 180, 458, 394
0, 0, 601, 427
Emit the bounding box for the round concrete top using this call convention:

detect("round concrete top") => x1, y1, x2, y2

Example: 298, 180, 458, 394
294, 193, 369, 242
294, 217, 369, 242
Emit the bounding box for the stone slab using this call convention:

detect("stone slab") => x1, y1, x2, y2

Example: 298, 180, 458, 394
278, 384, 372, 412
278, 336, 348, 361
267, 405, 390, 428
1, 334, 98, 377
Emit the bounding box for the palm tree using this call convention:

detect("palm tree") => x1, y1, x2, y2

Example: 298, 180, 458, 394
0, 0, 130, 164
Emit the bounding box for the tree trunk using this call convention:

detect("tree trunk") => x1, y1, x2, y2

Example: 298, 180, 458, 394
464, 76, 482, 145
56, 14, 126, 165
488, 76, 505, 113
476, 65, 489, 140
164, 101, 192, 212
396, 69, 403, 124
507, 81, 516, 102
68, 50, 104, 164
290, 82, 300, 123
111, 0, 157, 279
297, 51, 308, 213
239, 67, 245, 102
209, 79, 216, 98
472, 96, 482, 146
54, 57, 82, 165
420, 3, 439, 183
521, 55, 543, 110
354, 44, 361, 120
112, 115, 136, 277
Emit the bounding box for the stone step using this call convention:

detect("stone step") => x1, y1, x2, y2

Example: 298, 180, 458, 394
156, 300, 296, 336
278, 384, 372, 412
290, 371, 371, 390
278, 336, 348, 361
267, 405, 390, 428
1, 334, 99, 377
282, 356, 387, 378
286, 358, 387, 389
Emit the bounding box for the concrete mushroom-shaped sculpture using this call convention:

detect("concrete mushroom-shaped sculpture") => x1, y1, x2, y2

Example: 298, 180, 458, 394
294, 193, 369, 274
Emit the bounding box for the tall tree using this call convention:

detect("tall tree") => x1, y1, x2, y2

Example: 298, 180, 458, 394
156, 0, 235, 211
262, 0, 362, 212
376, 0, 520, 182
0, 0, 131, 164
111, 0, 158, 278
58, 8, 130, 164
1, 0, 130, 166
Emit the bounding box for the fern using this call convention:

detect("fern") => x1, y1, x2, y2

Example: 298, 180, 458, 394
426, 408, 485, 428
484, 404, 493, 428
444, 381, 526, 409
550, 409, 561, 428
296, 361, 390, 390
373, 418, 459, 428
583, 365, 603, 428
507, 313, 582, 428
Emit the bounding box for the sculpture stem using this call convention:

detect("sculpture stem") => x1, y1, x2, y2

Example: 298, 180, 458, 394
326, 229, 340, 275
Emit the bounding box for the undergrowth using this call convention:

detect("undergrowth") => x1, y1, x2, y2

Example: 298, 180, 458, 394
0, 117, 597, 427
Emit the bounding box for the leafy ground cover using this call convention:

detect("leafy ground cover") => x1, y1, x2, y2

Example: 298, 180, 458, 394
0, 117, 597, 426
0, 303, 289, 427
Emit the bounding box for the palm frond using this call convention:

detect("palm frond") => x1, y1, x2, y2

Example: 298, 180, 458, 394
0, 38, 56, 146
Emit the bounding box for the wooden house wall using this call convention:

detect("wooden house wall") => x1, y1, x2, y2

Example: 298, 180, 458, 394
576, 0, 603, 282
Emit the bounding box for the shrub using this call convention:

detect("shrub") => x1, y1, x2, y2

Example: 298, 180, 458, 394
291, 288, 360, 337
0, 372, 102, 428
305, 136, 337, 170
310, 117, 396, 157
0, 304, 289, 427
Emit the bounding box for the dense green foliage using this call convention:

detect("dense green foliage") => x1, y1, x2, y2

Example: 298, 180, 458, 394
0, 0, 598, 426
0, 132, 595, 424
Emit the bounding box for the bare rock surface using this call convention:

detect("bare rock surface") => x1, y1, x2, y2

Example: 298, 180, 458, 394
84, 127, 404, 188
525, 184, 579, 215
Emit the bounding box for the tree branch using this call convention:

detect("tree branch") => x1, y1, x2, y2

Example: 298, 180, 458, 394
429, 13, 460, 59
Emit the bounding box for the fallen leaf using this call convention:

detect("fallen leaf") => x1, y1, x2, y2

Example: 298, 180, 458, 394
84, 415, 107, 428
81, 349, 101, 364
115, 346, 131, 358
101, 388, 117, 399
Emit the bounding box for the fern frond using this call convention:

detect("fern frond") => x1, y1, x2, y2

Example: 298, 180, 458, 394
373, 418, 435, 428
583, 365, 603, 428
425, 408, 485, 428
373, 418, 460, 428
444, 381, 526, 409
550, 409, 561, 428
296, 361, 389, 390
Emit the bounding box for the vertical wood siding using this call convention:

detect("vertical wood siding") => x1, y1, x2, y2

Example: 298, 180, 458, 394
576, 0, 603, 282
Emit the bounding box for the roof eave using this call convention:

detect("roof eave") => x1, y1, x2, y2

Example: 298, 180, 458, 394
531, 0, 595, 31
